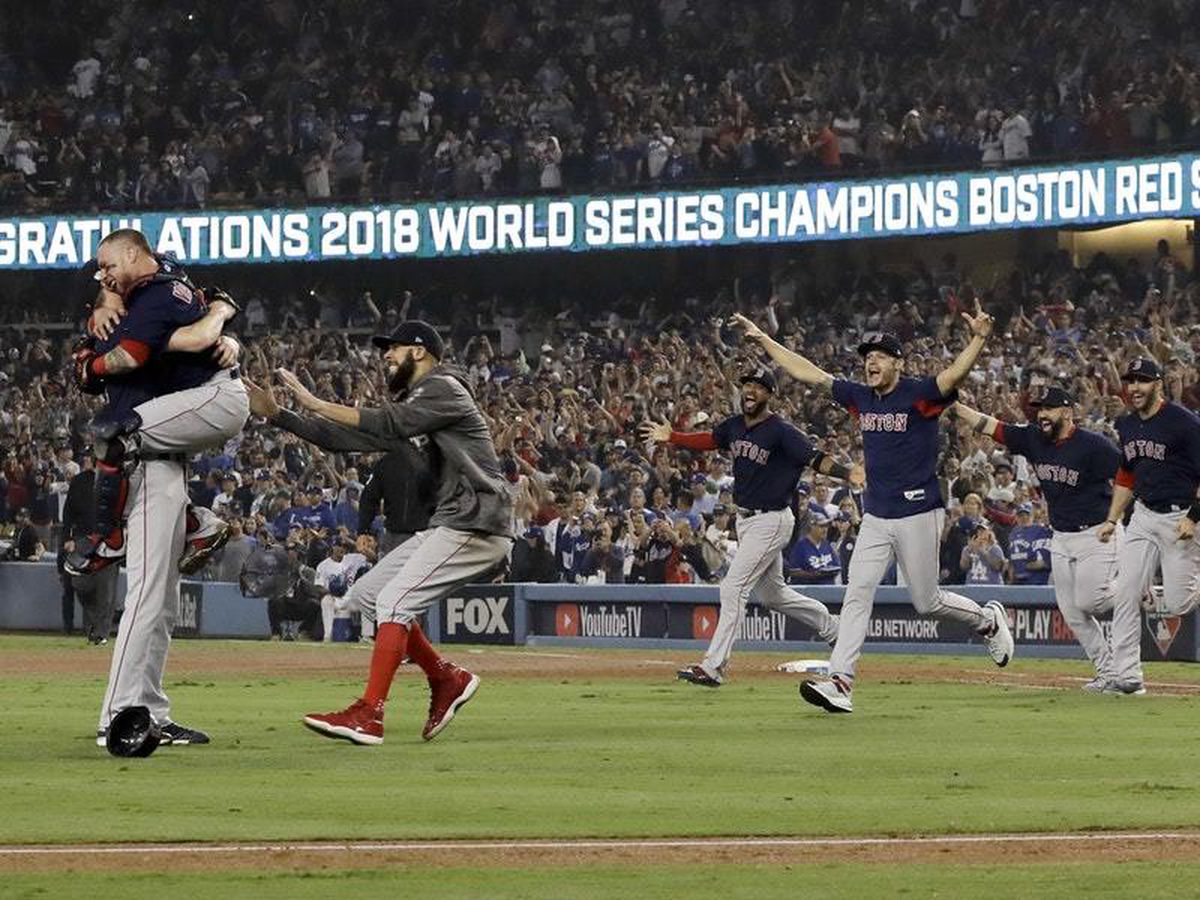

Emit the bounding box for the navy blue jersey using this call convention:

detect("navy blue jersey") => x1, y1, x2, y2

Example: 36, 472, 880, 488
1007, 523, 1052, 585
831, 376, 955, 518
98, 268, 221, 416
1115, 402, 1200, 507
998, 423, 1120, 531
712, 414, 817, 510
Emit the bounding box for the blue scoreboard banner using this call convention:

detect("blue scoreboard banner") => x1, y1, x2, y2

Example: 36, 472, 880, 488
3, 153, 1198, 269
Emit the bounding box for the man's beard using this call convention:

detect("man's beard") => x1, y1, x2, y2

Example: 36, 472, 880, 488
388, 354, 417, 393
1039, 417, 1062, 440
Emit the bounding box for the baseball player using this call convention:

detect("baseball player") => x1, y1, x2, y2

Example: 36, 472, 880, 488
951, 386, 1122, 690
244, 320, 514, 745
67, 254, 242, 577
730, 308, 1013, 714
641, 367, 853, 686
1099, 356, 1200, 695
77, 229, 250, 747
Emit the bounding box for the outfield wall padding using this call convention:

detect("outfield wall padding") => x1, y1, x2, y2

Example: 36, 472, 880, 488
1, 562, 1193, 662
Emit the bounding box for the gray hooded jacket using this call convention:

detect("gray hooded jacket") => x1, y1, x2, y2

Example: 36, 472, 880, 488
273, 365, 514, 538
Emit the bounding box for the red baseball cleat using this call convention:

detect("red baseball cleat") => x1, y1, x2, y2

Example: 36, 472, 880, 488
179, 514, 231, 575
302, 698, 384, 745
422, 666, 480, 741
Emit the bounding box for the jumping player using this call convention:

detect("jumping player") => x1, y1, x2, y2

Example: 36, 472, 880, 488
731, 307, 1013, 714
245, 320, 514, 745
1099, 357, 1200, 695
641, 367, 856, 686
951, 386, 1122, 690
78, 229, 250, 747
67, 256, 241, 577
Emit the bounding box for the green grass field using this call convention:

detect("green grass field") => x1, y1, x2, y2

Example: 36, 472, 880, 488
3, 634, 1200, 898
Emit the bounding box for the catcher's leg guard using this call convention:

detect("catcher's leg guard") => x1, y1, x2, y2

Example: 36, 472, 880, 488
65, 413, 142, 577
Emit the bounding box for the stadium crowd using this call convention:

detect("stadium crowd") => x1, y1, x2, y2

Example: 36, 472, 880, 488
4, 0, 1200, 209
1, 238, 1197, 635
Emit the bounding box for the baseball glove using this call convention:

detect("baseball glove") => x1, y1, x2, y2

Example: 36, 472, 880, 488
203, 285, 242, 323
71, 336, 106, 395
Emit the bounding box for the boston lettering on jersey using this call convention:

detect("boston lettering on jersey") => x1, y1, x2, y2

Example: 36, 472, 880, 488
711, 414, 817, 511
729, 438, 771, 465
997, 423, 1119, 532
831, 375, 954, 519
1114, 401, 1200, 507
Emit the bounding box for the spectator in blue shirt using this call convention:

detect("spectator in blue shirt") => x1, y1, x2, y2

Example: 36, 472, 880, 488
334, 485, 361, 532
1007, 502, 1052, 586
786, 513, 841, 585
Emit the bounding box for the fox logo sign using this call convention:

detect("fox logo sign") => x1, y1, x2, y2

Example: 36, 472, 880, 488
442, 592, 514, 643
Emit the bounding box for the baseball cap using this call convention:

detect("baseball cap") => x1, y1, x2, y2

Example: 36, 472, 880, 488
612, 438, 627, 449
1017, 502, 1033, 514
691, 473, 708, 484
371, 320, 444, 359
1029, 384, 1074, 407
305, 484, 323, 494
713, 503, 729, 515
1122, 356, 1162, 381
255, 468, 272, 481
856, 330, 904, 358
809, 512, 831, 526
739, 367, 777, 393
523, 526, 543, 539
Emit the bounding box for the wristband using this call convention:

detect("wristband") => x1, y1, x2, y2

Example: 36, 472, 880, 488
1187, 503, 1200, 523
1105, 519, 1118, 526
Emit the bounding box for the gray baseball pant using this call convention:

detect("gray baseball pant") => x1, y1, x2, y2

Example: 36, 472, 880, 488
830, 509, 990, 679
98, 373, 249, 730
700, 508, 837, 678
1110, 502, 1200, 685
1049, 525, 1119, 680
354, 526, 512, 627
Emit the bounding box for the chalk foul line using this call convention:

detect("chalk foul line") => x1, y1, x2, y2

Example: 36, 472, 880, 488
2, 832, 1199, 856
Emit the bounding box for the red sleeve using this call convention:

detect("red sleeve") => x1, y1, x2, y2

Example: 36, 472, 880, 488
670, 431, 718, 451
992, 421, 1006, 442
1114, 467, 1135, 488
91, 338, 152, 376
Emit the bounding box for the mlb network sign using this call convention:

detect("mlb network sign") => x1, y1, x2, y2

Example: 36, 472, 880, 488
5, 153, 1200, 269
439, 586, 515, 645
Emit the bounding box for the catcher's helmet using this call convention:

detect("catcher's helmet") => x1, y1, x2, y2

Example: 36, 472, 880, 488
106, 706, 163, 758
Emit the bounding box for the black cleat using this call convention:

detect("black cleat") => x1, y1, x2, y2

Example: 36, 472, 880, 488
159, 722, 210, 745
676, 665, 721, 687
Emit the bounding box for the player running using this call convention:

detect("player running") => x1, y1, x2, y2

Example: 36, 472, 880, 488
245, 320, 514, 745
731, 305, 1013, 714
641, 367, 857, 686
1100, 357, 1200, 695
951, 386, 1122, 690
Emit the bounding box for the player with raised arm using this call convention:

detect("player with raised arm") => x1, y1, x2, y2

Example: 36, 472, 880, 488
951, 386, 1122, 690
730, 304, 1013, 714
1098, 357, 1200, 695
641, 367, 858, 687
245, 321, 514, 745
